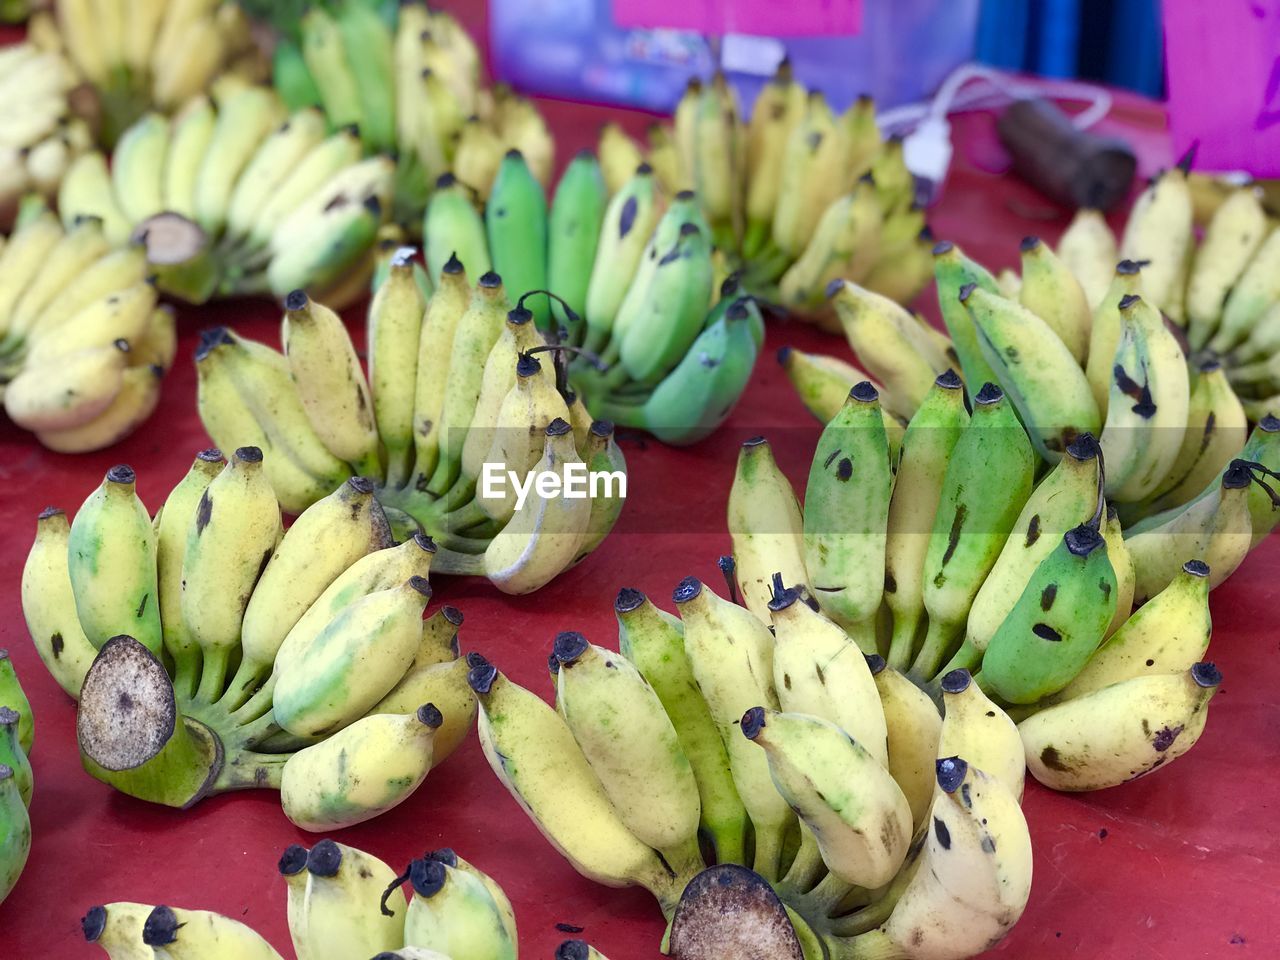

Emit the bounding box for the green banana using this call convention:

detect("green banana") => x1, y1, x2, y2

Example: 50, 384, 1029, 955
0, 652, 32, 755
424, 173, 492, 284
486, 150, 550, 328
547, 149, 607, 334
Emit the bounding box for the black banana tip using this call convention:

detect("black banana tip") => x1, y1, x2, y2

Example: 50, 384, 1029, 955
636, 161, 654, 175
676, 189, 696, 201
865, 653, 887, 675
940, 669, 972, 694
776, 345, 793, 365
672, 576, 703, 604
408, 575, 431, 598
468, 659, 498, 695
1198, 357, 1222, 373
306, 838, 343, 877
824, 278, 845, 300
428, 847, 458, 866
1223, 460, 1253, 489
504, 147, 525, 160
1177, 141, 1199, 174
557, 940, 592, 960
936, 756, 968, 793
347, 476, 375, 494
720, 273, 741, 297
278, 844, 308, 876
726, 299, 750, 321
194, 326, 232, 361
284, 289, 308, 311
1184, 559, 1210, 577
37, 506, 63, 520
932, 239, 954, 256
516, 352, 541, 377
1064, 523, 1106, 556
443, 252, 464, 275
417, 703, 444, 728
1020, 235, 1041, 253
141, 906, 179, 946
740, 706, 767, 740
548, 651, 560, 675
553, 631, 590, 665
436, 172, 457, 187
547, 417, 572, 437
234, 445, 263, 463
198, 448, 223, 463
362, 194, 382, 216
465, 651, 488, 670
508, 305, 534, 327
412, 532, 437, 553
81, 906, 107, 942
957, 282, 977, 303
1118, 293, 1142, 311
936, 368, 963, 389
106, 464, 135, 485
743, 435, 768, 448
1192, 661, 1222, 688
0, 650, 7, 662
1065, 432, 1099, 461
615, 587, 646, 613
679, 222, 702, 239
589, 420, 614, 437
851, 381, 879, 403
974, 382, 1003, 405
479, 271, 502, 288
1260, 414, 1280, 432
409, 857, 448, 898
1117, 259, 1141, 275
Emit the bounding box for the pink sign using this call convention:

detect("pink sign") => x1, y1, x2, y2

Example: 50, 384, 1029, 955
611, 0, 862, 37
1163, 0, 1280, 176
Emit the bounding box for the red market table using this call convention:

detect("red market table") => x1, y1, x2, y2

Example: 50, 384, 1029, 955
2, 8, 1278, 959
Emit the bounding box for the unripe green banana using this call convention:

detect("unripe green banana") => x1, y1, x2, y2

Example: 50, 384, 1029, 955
487, 149, 550, 328
67, 464, 162, 657
0, 709, 32, 807
0, 762, 27, 905
402, 857, 517, 960
424, 173, 492, 284
0, 652, 32, 756
335, 0, 396, 152
548, 149, 607, 334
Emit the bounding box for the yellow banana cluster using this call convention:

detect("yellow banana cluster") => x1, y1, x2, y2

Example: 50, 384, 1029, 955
195, 273, 625, 593
57, 83, 393, 304
603, 67, 932, 326
21, 453, 476, 822
0, 201, 176, 452
273, 0, 550, 224
471, 569, 1034, 957
50, 0, 266, 145
0, 39, 89, 226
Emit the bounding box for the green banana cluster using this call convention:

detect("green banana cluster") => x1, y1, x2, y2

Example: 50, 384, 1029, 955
728, 375, 1237, 793
421, 150, 764, 444
272, 0, 551, 225
0, 199, 177, 451
470, 570, 1036, 958
602, 67, 933, 326
51, 0, 267, 146
0, 650, 32, 908
195, 272, 626, 593
57, 82, 393, 304
21, 454, 477, 821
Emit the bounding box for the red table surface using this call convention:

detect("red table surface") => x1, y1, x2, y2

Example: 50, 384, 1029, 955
3, 8, 1279, 959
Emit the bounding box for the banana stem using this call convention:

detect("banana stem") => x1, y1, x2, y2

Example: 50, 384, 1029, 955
353, 450, 386, 484
384, 444, 414, 490
824, 928, 905, 960
885, 612, 921, 672
233, 708, 283, 750
170, 649, 203, 703
194, 646, 232, 705
776, 825, 827, 898
806, 870, 856, 916
908, 618, 959, 682
705, 816, 748, 868
936, 638, 982, 682
217, 658, 267, 713
751, 820, 787, 882
229, 674, 277, 726
212, 751, 289, 792
429, 547, 487, 576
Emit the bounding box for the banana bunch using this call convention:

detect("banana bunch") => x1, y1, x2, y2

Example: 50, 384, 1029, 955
0, 200, 176, 452
602, 67, 933, 327
56, 83, 393, 304
50, 0, 267, 146
0, 650, 32, 908
421, 149, 763, 444
0, 40, 90, 227
271, 0, 547, 225
471, 570, 1036, 959
21, 453, 477, 819
195, 272, 626, 592
727, 379, 1238, 794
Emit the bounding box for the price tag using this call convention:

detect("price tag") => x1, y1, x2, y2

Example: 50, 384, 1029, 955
611, 0, 862, 37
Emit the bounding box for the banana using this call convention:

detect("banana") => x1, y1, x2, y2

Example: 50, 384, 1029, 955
743, 63, 805, 257
884, 370, 969, 670
110, 112, 169, 225
0, 652, 32, 755
778, 180, 882, 310
772, 92, 846, 259
299, 5, 362, 130
469, 659, 684, 908
58, 152, 131, 244
281, 704, 442, 830
402, 856, 517, 960
409, 255, 471, 485
81, 902, 154, 959
829, 279, 941, 414
867, 655, 942, 829
1018, 235, 1091, 363
912, 384, 1035, 679
598, 122, 644, 195
548, 149, 607, 331
573, 419, 627, 562
368, 250, 427, 485
935, 669, 1025, 800
66, 464, 162, 656
1186, 186, 1267, 351
272, 576, 429, 738
141, 904, 284, 960
180, 447, 282, 703
4, 340, 129, 432
194, 86, 284, 236
833, 758, 1032, 960
727, 436, 809, 623
453, 118, 505, 200
24, 281, 156, 364
1084, 259, 1146, 415
1212, 226, 1280, 354
487, 149, 550, 328
1119, 158, 1195, 320
5, 215, 111, 342
1055, 207, 1117, 308
963, 283, 1102, 461
334, 0, 395, 151
281, 290, 380, 476
0, 709, 31, 806
158, 96, 216, 221
247, 126, 364, 252
951, 433, 1102, 675
21, 507, 99, 699
226, 109, 329, 240
424, 171, 492, 284
368, 656, 476, 766
1020, 663, 1222, 791
778, 345, 885, 421
675, 575, 792, 881
284, 839, 405, 960
0, 763, 27, 905
554, 632, 702, 866
423, 847, 517, 948
0, 211, 63, 324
